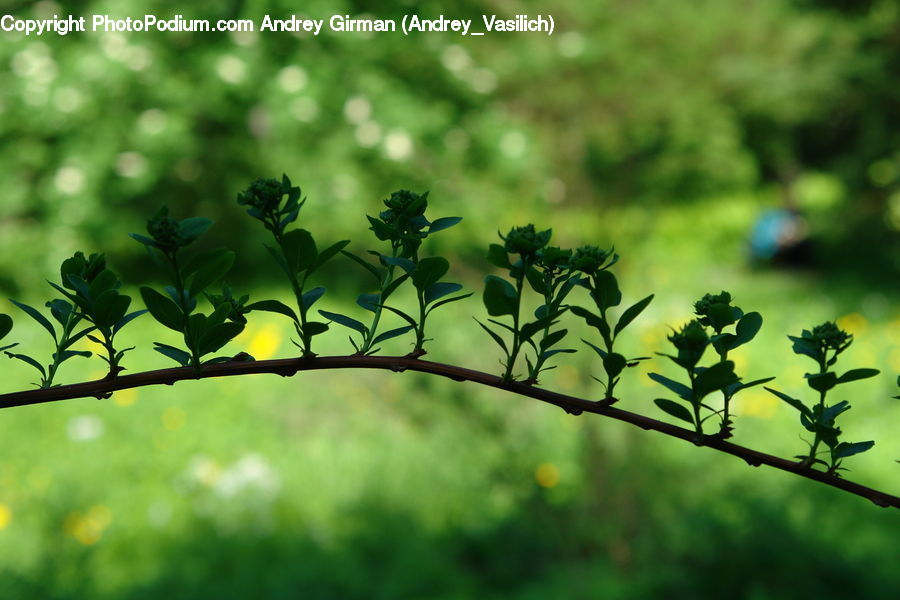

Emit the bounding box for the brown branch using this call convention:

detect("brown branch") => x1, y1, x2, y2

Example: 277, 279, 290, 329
0, 354, 897, 509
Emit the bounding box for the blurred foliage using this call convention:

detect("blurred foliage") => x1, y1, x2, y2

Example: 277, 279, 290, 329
0, 0, 898, 293
2, 0, 900, 598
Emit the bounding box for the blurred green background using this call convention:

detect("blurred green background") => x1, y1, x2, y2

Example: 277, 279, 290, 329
1, 0, 899, 598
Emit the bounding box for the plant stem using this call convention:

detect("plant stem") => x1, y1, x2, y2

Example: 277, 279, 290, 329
502, 271, 526, 382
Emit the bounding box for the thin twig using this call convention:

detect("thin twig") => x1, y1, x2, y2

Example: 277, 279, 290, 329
0, 355, 896, 509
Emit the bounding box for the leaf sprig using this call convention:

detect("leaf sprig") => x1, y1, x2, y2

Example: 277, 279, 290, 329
569, 245, 653, 400
237, 175, 348, 357
131, 207, 245, 371
765, 322, 879, 473
327, 190, 467, 356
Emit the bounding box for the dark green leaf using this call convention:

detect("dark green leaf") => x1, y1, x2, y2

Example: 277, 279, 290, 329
654, 398, 695, 425
582, 338, 607, 358
341, 250, 381, 281
0, 314, 12, 340
379, 254, 416, 274
731, 312, 763, 348
806, 371, 838, 393
382, 274, 410, 302
199, 322, 245, 355
318, 310, 368, 334
603, 353, 627, 379
93, 291, 131, 329
371, 325, 414, 346
764, 387, 811, 417
836, 368, 879, 384
524, 268, 546, 295
614, 294, 654, 337
412, 257, 449, 290
694, 361, 739, 398
47, 299, 72, 327
302, 321, 329, 337
153, 343, 191, 366
486, 244, 511, 269
424, 282, 463, 305
140, 287, 184, 332
591, 270, 621, 310
483, 275, 518, 317
475, 319, 508, 356
246, 299, 298, 322
179, 217, 213, 243
300, 287, 326, 311
648, 372, 693, 401
426, 293, 473, 314
833, 440, 875, 459
310, 240, 350, 273
428, 217, 462, 233
357, 293, 380, 312
10, 299, 56, 341
56, 349, 92, 363
6, 352, 46, 376
539, 329, 567, 351
188, 250, 235, 297
282, 229, 318, 273
379, 305, 418, 328
114, 310, 147, 334
129, 233, 158, 248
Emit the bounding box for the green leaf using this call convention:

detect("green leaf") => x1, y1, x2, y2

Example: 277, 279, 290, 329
426, 292, 473, 314
246, 299, 298, 322
486, 244, 511, 269
731, 312, 763, 348
140, 287, 184, 332
582, 338, 607, 359
300, 287, 326, 311
0, 314, 12, 340
648, 373, 693, 401
654, 398, 695, 425
382, 274, 410, 302
56, 349, 92, 363
836, 368, 879, 384
371, 325, 414, 346
310, 240, 350, 273
93, 291, 131, 329
806, 372, 838, 393
728, 376, 776, 395
379, 305, 418, 329
301, 321, 329, 337
483, 275, 518, 317
114, 310, 147, 334
341, 250, 381, 281
412, 257, 449, 290
520, 317, 554, 343
428, 217, 462, 233
524, 267, 546, 295
188, 250, 235, 297
570, 306, 612, 347
694, 361, 739, 398
764, 387, 811, 418
475, 319, 508, 356
539, 329, 567, 351
153, 343, 191, 366
88, 270, 119, 299
614, 294, 654, 337
603, 352, 627, 379
179, 217, 213, 243
46, 299, 72, 327
199, 322, 245, 355
318, 310, 368, 335
6, 351, 47, 376
264, 243, 291, 278
833, 440, 875, 460
379, 254, 416, 274
10, 299, 56, 341
129, 233, 158, 248
591, 270, 621, 310
282, 229, 318, 273
357, 293, 380, 312
367, 215, 395, 241
424, 282, 463, 305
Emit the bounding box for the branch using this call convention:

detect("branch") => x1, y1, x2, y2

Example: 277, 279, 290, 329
0, 355, 897, 509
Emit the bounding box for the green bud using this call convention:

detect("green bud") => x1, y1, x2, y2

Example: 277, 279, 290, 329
502, 224, 551, 257
571, 245, 612, 274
